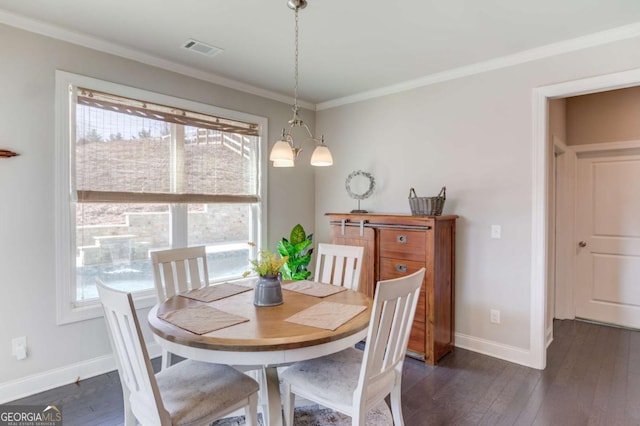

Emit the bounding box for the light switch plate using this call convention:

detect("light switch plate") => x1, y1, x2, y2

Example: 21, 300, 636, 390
12, 336, 27, 360
491, 225, 501, 239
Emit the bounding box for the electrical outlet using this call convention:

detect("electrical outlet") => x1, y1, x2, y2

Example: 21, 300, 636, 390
491, 225, 502, 239
12, 336, 27, 360
490, 309, 501, 324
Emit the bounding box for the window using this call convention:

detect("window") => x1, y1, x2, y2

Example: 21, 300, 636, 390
55, 71, 267, 324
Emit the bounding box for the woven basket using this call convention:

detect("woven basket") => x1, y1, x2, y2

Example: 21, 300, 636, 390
408, 187, 446, 216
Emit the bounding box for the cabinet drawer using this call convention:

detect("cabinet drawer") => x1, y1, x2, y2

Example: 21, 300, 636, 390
379, 229, 426, 261
379, 258, 426, 322
379, 258, 426, 280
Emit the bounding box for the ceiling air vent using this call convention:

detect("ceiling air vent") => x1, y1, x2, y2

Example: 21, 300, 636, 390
181, 39, 224, 57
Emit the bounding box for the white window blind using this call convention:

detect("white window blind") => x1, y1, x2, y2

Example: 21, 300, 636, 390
75, 87, 260, 204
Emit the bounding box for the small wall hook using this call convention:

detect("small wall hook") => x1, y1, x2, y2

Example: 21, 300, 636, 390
0, 149, 19, 158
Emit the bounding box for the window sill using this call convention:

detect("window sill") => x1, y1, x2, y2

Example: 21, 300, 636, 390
56, 291, 157, 325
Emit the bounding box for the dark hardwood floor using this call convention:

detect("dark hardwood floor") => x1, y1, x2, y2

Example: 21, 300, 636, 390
6, 319, 640, 425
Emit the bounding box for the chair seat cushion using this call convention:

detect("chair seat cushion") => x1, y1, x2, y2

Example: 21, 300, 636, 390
156, 360, 259, 426
281, 347, 395, 411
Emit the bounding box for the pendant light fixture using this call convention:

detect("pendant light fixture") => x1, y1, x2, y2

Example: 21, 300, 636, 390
269, 0, 333, 168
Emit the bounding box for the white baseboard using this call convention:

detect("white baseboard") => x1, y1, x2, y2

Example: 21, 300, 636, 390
0, 342, 162, 404
546, 326, 554, 349
3, 333, 538, 404
455, 332, 532, 367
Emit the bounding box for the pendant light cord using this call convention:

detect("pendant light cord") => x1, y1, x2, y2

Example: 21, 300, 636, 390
293, 7, 300, 114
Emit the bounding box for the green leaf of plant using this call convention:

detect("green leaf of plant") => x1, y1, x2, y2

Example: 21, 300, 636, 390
292, 270, 311, 280
297, 253, 312, 265
278, 239, 295, 256
293, 238, 312, 253
281, 262, 293, 280
290, 224, 306, 246
287, 257, 304, 269
277, 240, 288, 257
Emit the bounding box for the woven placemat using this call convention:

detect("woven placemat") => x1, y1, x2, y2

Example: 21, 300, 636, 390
285, 301, 367, 331
179, 282, 252, 302
158, 305, 249, 335
282, 280, 347, 298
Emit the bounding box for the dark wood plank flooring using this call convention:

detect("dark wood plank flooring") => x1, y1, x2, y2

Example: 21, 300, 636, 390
6, 320, 640, 425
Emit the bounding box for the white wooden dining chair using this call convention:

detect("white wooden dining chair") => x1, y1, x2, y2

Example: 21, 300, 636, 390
151, 246, 210, 369
281, 268, 425, 426
314, 243, 364, 291
151, 245, 210, 301
96, 280, 259, 426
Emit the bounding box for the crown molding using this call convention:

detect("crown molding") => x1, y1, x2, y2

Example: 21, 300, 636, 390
317, 21, 640, 110
3, 8, 640, 113
0, 9, 316, 111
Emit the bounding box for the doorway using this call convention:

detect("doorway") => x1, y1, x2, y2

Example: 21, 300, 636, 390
532, 68, 640, 370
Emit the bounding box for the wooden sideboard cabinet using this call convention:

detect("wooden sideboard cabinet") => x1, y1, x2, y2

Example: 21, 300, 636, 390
326, 213, 457, 364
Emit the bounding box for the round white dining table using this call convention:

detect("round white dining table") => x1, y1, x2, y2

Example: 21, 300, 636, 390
148, 283, 372, 426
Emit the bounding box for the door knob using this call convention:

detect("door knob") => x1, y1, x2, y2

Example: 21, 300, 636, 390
578, 241, 587, 248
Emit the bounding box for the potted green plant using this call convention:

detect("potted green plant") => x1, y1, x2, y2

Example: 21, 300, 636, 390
278, 224, 313, 280
243, 246, 288, 306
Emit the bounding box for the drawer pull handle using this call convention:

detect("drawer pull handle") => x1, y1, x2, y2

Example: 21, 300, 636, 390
397, 235, 407, 244
396, 264, 408, 273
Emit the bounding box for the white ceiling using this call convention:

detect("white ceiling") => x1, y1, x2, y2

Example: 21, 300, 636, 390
2, 0, 640, 106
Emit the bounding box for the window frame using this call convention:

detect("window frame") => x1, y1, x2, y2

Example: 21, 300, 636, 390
55, 70, 268, 324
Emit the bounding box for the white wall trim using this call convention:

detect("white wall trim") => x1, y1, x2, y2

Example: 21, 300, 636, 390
535, 68, 640, 98
317, 23, 640, 110
0, 343, 161, 405
553, 138, 577, 320
455, 333, 531, 367
530, 90, 549, 370
571, 139, 640, 153
532, 66, 640, 371
0, 9, 314, 111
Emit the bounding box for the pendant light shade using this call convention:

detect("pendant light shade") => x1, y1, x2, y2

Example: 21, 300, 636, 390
270, 139, 295, 162
310, 144, 333, 166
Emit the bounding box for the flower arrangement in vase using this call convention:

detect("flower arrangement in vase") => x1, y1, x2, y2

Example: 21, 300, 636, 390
243, 244, 288, 306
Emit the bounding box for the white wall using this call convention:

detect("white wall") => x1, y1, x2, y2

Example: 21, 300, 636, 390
0, 23, 316, 398
314, 36, 640, 358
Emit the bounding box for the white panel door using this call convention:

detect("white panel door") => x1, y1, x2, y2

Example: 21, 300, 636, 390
575, 153, 640, 328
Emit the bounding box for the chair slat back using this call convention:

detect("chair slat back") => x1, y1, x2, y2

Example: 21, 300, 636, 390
358, 268, 425, 395
96, 280, 168, 425
151, 246, 209, 301
314, 243, 364, 291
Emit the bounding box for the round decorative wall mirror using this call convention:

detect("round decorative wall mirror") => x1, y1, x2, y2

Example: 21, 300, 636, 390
345, 170, 375, 213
